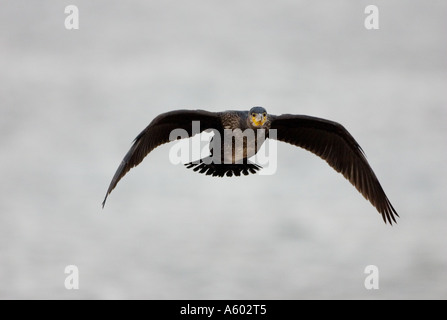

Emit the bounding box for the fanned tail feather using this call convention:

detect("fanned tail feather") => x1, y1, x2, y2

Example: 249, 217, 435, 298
184, 157, 262, 177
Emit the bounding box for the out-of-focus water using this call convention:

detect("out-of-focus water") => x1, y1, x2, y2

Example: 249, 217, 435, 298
1, 0, 446, 299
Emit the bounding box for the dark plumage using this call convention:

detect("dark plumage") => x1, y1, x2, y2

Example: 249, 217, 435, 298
102, 107, 398, 225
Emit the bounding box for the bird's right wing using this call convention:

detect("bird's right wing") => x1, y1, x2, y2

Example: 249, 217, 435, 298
102, 110, 223, 207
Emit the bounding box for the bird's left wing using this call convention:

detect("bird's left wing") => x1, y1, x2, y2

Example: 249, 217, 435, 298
102, 109, 223, 207
269, 114, 398, 224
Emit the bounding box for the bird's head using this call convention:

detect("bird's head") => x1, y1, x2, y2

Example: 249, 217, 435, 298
249, 106, 268, 127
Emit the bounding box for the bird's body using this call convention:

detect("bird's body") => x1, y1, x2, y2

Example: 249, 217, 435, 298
205, 109, 271, 166
103, 107, 398, 224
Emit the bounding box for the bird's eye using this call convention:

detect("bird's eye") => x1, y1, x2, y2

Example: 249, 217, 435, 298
263, 113, 266, 117
252, 113, 256, 117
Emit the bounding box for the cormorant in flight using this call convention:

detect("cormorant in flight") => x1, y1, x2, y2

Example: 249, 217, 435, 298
102, 107, 398, 224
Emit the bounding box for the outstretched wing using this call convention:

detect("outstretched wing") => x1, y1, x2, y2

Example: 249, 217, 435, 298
269, 114, 398, 224
102, 109, 223, 207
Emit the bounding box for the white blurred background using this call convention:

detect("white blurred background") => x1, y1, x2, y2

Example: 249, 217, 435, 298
0, 0, 446, 299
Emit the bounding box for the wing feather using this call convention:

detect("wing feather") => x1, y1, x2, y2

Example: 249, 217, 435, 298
102, 110, 222, 207
270, 114, 398, 224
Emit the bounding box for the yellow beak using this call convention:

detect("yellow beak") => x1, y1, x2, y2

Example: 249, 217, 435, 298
252, 114, 265, 126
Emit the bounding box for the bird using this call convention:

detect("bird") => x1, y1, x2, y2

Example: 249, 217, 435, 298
102, 106, 398, 225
